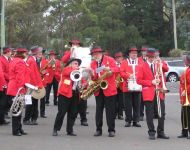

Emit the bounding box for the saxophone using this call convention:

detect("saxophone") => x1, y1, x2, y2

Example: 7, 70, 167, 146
80, 70, 112, 100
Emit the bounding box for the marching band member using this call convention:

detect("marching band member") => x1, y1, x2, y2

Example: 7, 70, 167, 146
23, 46, 44, 125
0, 61, 8, 125
45, 50, 61, 106
39, 50, 49, 118
52, 58, 82, 136
61, 39, 82, 64
138, 48, 169, 140
0, 47, 12, 122
178, 54, 190, 139
120, 47, 142, 127
139, 46, 148, 121
114, 52, 124, 120
90, 47, 119, 137
7, 47, 29, 136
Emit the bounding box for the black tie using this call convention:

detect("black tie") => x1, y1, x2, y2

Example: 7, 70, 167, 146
132, 60, 134, 64
151, 64, 154, 75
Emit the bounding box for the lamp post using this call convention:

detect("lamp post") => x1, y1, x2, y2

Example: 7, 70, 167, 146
172, 0, 178, 49
1, 0, 5, 53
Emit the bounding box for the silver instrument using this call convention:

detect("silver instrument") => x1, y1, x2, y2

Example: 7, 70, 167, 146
10, 87, 25, 117
127, 59, 142, 92
70, 70, 82, 82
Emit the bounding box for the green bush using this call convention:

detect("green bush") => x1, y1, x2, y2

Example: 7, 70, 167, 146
168, 49, 183, 57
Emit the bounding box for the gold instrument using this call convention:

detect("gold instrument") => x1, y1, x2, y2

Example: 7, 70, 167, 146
116, 74, 124, 89
80, 70, 112, 100
31, 87, 46, 100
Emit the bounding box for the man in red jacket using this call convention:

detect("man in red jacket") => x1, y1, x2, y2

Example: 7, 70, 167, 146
139, 46, 148, 121
7, 47, 29, 136
138, 48, 169, 140
45, 50, 60, 106
120, 47, 142, 127
23, 46, 44, 125
0, 47, 12, 121
178, 54, 190, 139
61, 39, 82, 64
90, 47, 119, 137
52, 58, 82, 136
114, 52, 124, 120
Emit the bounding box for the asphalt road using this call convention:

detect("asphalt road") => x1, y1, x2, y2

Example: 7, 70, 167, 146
0, 82, 189, 150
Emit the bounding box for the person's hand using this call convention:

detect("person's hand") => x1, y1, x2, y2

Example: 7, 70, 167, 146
152, 79, 160, 85
104, 66, 110, 72
181, 90, 186, 96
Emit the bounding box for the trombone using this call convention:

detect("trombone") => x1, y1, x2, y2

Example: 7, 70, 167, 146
154, 60, 169, 118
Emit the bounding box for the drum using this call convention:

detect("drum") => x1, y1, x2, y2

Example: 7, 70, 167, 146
127, 79, 142, 92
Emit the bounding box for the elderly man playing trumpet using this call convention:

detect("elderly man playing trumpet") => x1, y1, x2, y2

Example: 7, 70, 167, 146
138, 48, 169, 140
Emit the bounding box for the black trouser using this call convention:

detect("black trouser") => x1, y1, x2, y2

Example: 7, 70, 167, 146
144, 98, 165, 135
8, 96, 23, 135
124, 92, 141, 123
95, 90, 116, 132
77, 99, 87, 122
115, 89, 124, 118
45, 77, 58, 105
0, 91, 7, 123
140, 94, 144, 117
23, 97, 39, 122
40, 96, 46, 116
180, 106, 190, 135
53, 91, 78, 133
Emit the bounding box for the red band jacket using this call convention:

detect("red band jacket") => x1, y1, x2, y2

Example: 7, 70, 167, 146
91, 55, 119, 97
137, 60, 168, 101
180, 67, 190, 105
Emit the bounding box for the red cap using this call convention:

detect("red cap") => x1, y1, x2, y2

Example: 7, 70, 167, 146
90, 47, 104, 55
114, 52, 123, 58
184, 54, 190, 66
129, 47, 138, 52
16, 48, 28, 53
69, 39, 81, 46
49, 50, 55, 55
141, 47, 148, 51
146, 48, 156, 57
3, 47, 11, 54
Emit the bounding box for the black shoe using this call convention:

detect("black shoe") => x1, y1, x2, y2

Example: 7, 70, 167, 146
139, 116, 144, 121
20, 129, 27, 135
149, 134, 156, 140
108, 131, 115, 137
0, 120, 10, 125
133, 122, 141, 127
157, 134, 170, 139
154, 115, 158, 119
81, 121, 88, 126
118, 116, 124, 120
13, 132, 22, 136
23, 120, 32, 125
52, 130, 58, 136
125, 122, 131, 127
94, 131, 102, 136
31, 120, 38, 125
67, 132, 77, 136
177, 134, 188, 138
54, 102, 57, 106
41, 115, 47, 118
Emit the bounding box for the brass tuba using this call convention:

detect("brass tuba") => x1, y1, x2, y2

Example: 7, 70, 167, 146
80, 70, 112, 100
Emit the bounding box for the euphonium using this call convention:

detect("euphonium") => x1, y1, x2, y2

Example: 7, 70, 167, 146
10, 87, 25, 117
80, 70, 112, 100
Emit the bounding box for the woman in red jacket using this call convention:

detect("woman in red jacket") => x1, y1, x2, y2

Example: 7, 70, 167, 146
7, 47, 29, 136
52, 58, 82, 136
